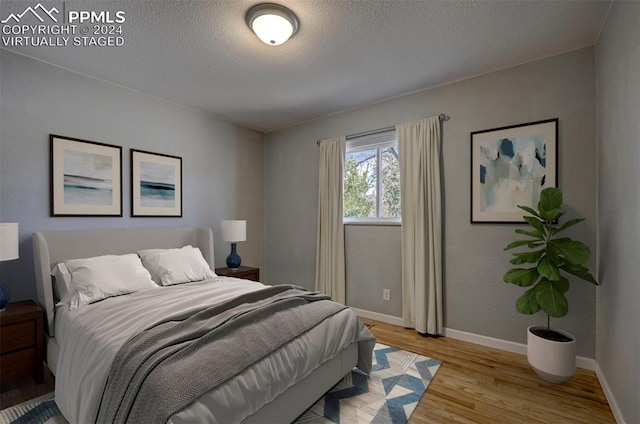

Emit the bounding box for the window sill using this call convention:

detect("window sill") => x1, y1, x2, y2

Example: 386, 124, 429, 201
343, 219, 401, 226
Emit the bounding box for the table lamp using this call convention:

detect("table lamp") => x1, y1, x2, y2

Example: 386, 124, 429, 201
221, 220, 246, 270
0, 223, 19, 311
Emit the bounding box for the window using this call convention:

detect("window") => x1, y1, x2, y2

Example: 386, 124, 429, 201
344, 130, 400, 220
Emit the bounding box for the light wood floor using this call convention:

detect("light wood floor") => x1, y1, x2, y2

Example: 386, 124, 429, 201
1, 319, 615, 423
363, 318, 615, 424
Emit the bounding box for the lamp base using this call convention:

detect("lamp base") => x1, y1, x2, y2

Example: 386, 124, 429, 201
226, 243, 242, 270
0, 281, 10, 311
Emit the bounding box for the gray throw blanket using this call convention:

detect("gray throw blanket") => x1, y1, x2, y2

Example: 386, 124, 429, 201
95, 285, 363, 424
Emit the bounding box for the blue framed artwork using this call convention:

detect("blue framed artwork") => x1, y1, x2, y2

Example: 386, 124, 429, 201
471, 118, 558, 223
131, 149, 182, 217
50, 135, 122, 217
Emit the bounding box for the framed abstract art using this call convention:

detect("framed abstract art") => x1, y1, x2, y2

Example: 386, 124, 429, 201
131, 149, 182, 217
50, 135, 122, 217
471, 118, 558, 223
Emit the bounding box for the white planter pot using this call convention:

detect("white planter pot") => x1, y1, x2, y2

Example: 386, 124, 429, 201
527, 325, 576, 384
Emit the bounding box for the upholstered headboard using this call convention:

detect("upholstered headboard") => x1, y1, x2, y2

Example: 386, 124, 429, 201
33, 227, 214, 336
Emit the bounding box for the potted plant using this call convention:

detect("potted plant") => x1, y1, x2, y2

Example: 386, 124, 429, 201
503, 187, 598, 383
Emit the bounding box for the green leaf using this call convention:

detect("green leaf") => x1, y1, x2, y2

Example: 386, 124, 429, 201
540, 208, 562, 222
537, 255, 561, 281
553, 276, 570, 293
517, 205, 543, 219
552, 218, 585, 235
503, 267, 540, 287
523, 216, 546, 234
545, 250, 561, 263
534, 279, 568, 317
516, 286, 542, 315
560, 263, 599, 285
549, 238, 591, 265
538, 187, 563, 213
504, 240, 535, 250
515, 228, 543, 239
510, 249, 545, 265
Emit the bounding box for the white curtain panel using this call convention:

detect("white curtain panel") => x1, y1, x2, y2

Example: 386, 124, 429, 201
315, 137, 347, 304
397, 116, 443, 334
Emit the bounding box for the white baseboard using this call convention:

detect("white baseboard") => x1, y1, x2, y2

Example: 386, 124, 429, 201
443, 327, 597, 371
443, 327, 526, 354
594, 363, 626, 423
350, 307, 404, 326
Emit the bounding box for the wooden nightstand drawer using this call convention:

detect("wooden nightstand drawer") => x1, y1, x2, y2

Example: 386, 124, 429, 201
1, 321, 35, 353
0, 300, 44, 384
0, 348, 35, 382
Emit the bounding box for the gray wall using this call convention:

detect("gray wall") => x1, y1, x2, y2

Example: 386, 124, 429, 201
595, 1, 640, 422
265, 48, 597, 357
0, 50, 265, 302
345, 224, 402, 317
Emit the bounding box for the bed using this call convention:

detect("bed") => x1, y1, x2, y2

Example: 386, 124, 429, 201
33, 226, 374, 424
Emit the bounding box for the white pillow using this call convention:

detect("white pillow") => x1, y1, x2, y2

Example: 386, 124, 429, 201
51, 263, 74, 306
138, 246, 216, 286
64, 254, 157, 309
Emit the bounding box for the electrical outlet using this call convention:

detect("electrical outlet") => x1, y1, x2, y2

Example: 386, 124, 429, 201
382, 288, 391, 301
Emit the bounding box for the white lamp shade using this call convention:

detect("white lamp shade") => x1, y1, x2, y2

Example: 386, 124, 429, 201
246, 3, 299, 46
251, 14, 294, 46
221, 220, 246, 243
0, 223, 19, 261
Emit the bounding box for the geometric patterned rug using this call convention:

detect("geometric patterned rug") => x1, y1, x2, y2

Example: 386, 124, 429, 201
295, 343, 442, 424
0, 344, 440, 424
0, 393, 62, 424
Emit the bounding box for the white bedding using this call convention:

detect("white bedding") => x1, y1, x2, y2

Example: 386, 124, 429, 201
54, 277, 367, 424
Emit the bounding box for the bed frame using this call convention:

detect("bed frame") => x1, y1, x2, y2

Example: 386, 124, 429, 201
33, 227, 356, 423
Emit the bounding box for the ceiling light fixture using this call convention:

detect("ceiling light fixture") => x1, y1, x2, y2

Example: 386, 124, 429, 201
246, 3, 299, 46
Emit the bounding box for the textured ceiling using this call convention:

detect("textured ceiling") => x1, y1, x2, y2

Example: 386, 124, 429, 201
1, 0, 611, 132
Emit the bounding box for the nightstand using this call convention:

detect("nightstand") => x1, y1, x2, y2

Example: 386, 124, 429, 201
215, 266, 260, 282
0, 300, 44, 384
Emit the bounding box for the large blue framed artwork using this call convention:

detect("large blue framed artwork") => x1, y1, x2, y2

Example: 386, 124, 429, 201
50, 135, 122, 217
471, 119, 558, 223
131, 149, 182, 217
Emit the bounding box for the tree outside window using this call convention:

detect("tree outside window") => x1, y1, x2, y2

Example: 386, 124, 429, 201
344, 139, 400, 219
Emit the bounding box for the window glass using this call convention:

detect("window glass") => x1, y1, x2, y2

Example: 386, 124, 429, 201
344, 149, 377, 218
381, 146, 400, 218
344, 130, 400, 220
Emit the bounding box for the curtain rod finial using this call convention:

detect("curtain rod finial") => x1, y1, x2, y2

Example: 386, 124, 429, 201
439, 114, 450, 121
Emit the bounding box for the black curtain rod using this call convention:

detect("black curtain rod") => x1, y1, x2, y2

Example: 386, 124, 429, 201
316, 114, 450, 145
